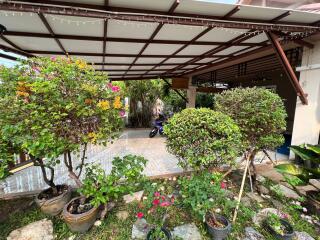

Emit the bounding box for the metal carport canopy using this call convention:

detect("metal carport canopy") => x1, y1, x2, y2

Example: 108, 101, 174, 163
0, 0, 319, 84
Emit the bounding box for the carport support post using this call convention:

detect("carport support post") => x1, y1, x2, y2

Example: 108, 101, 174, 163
291, 42, 320, 156
266, 31, 308, 105
186, 77, 196, 108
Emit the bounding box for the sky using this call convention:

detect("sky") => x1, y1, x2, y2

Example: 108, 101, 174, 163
0, 0, 237, 67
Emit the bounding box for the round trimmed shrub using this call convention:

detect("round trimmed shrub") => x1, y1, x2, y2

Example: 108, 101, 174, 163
163, 108, 243, 170
215, 87, 287, 152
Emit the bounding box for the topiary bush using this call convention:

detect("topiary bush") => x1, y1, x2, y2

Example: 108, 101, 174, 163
215, 87, 287, 176
163, 108, 242, 170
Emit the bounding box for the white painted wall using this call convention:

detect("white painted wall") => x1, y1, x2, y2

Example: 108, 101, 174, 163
291, 42, 320, 157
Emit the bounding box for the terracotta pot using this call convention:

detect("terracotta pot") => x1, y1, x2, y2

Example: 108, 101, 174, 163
35, 184, 71, 216
62, 196, 99, 233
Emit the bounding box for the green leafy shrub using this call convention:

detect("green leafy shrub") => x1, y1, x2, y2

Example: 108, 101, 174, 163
215, 87, 287, 174
164, 108, 242, 170
0, 57, 124, 190
178, 172, 233, 221
79, 154, 147, 207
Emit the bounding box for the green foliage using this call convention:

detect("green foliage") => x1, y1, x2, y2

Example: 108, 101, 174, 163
215, 87, 287, 151
275, 144, 320, 181
283, 175, 305, 187
0, 57, 124, 184
125, 79, 162, 127
161, 81, 186, 112
196, 93, 215, 109
265, 213, 286, 235
178, 172, 232, 221
79, 155, 147, 207
164, 108, 242, 170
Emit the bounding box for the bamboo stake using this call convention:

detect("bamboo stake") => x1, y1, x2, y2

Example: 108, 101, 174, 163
232, 152, 251, 223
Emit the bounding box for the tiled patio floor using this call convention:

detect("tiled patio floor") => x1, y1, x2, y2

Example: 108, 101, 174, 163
0, 129, 182, 197
0, 129, 289, 198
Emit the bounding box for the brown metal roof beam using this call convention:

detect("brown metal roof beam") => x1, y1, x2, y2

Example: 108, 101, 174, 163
93, 63, 204, 66
143, 27, 214, 76
99, 69, 192, 72
4, 31, 267, 46
0, 35, 23, 51
1, 2, 318, 32
0, 52, 18, 61
26, 51, 230, 58
124, 0, 180, 78
0, 43, 33, 58
221, 5, 241, 19
270, 11, 291, 23
266, 31, 308, 105
160, 30, 262, 76
7, 0, 317, 29
38, 13, 67, 55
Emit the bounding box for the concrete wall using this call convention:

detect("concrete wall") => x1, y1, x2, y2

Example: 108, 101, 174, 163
291, 42, 320, 150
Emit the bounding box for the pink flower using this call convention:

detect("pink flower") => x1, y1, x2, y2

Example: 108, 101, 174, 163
161, 196, 166, 201
112, 86, 120, 92
50, 56, 56, 61
220, 182, 227, 189
171, 196, 175, 204
136, 212, 144, 219
107, 83, 113, 88
152, 199, 160, 206
119, 110, 125, 117
160, 201, 171, 207
154, 192, 160, 197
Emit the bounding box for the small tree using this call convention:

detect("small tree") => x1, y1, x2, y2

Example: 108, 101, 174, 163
163, 108, 242, 170
0, 57, 124, 192
215, 87, 287, 178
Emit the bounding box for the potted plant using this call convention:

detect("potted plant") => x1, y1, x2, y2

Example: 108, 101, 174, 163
263, 213, 294, 240
63, 154, 147, 232
179, 172, 233, 240
0, 57, 124, 215
136, 191, 174, 240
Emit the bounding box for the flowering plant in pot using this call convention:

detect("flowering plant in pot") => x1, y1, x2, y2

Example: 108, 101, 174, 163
63, 154, 147, 232
136, 191, 174, 240
263, 212, 294, 240
0, 57, 124, 215
179, 172, 233, 240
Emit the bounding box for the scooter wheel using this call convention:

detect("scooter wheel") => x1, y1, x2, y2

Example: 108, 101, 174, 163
149, 128, 158, 138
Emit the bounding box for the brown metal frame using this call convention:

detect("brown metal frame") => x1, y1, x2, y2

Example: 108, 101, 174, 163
123, 0, 180, 78
266, 31, 308, 105
0, 2, 318, 32
38, 12, 67, 55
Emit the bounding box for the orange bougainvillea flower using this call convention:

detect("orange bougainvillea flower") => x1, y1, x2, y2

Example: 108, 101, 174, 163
97, 100, 110, 110
85, 98, 93, 105
113, 96, 122, 109
16, 91, 29, 97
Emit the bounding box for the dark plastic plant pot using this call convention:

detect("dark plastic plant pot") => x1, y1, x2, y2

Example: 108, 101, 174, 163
35, 184, 71, 216
146, 227, 172, 240
263, 219, 294, 240
62, 196, 99, 233
205, 213, 231, 240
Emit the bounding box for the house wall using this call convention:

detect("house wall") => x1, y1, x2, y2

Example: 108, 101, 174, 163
291, 42, 320, 153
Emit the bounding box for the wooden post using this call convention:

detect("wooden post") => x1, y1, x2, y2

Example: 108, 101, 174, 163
232, 152, 251, 223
